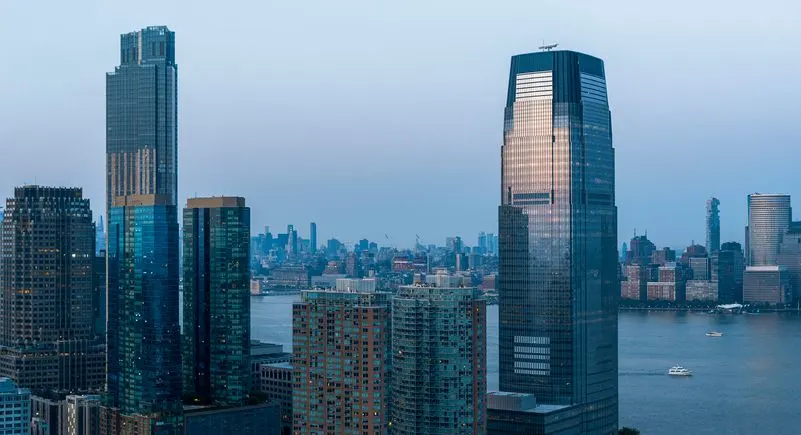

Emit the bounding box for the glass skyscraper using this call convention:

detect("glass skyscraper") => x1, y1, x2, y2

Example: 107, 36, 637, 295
103, 25, 182, 433
182, 197, 251, 407
106, 26, 177, 213
498, 50, 618, 433
706, 197, 721, 253
747, 193, 791, 266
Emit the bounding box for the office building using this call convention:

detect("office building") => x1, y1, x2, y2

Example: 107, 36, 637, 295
686, 280, 718, 302
777, 223, 801, 303
292, 287, 391, 434
183, 403, 280, 435
104, 26, 183, 432
0, 378, 30, 434
309, 222, 317, 253
249, 342, 291, 392
626, 234, 655, 265
0, 186, 104, 391
486, 391, 582, 435
65, 395, 102, 435
747, 194, 791, 266
95, 216, 105, 255
391, 275, 486, 434
31, 394, 63, 435
182, 197, 251, 407
713, 242, 745, 303
105, 195, 182, 430
92, 250, 107, 339
651, 247, 676, 266
498, 50, 618, 433
689, 257, 710, 280
743, 266, 790, 305
706, 197, 720, 253
106, 26, 177, 213
259, 363, 293, 435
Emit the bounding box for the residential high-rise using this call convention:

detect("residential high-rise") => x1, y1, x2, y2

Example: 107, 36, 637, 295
309, 222, 317, 253
105, 195, 182, 430
292, 286, 391, 434
103, 25, 182, 433
106, 26, 177, 213
0, 186, 104, 391
182, 197, 251, 407
747, 194, 791, 266
498, 50, 618, 433
391, 274, 486, 434
706, 197, 721, 253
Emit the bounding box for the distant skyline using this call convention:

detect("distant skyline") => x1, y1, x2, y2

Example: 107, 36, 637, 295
1, 1, 800, 248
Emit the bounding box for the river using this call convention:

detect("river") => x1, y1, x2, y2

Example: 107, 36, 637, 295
250, 295, 801, 434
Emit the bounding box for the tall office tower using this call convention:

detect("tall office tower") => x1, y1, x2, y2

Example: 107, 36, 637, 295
103, 25, 182, 433
498, 50, 618, 433
105, 195, 182, 431
478, 231, 488, 254
0, 186, 104, 391
95, 216, 105, 255
777, 222, 801, 303
309, 222, 317, 253
92, 251, 107, 338
747, 194, 791, 266
391, 274, 487, 434
292, 287, 391, 434
706, 197, 721, 253
182, 197, 251, 406
106, 26, 177, 213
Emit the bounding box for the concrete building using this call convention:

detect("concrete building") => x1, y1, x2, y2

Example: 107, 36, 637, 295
743, 266, 791, 305
621, 265, 648, 301
249, 342, 291, 390
391, 275, 487, 434
0, 186, 104, 391
0, 378, 30, 434
292, 288, 391, 434
647, 282, 676, 301
259, 362, 293, 435
486, 391, 582, 435
182, 197, 251, 407
686, 280, 718, 302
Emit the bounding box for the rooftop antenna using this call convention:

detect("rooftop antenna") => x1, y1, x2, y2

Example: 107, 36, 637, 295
539, 43, 559, 51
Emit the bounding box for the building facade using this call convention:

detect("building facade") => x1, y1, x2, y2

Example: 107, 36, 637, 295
621, 265, 648, 301
259, 363, 293, 435
183, 403, 280, 435
391, 275, 487, 434
486, 392, 582, 435
292, 288, 391, 434
106, 26, 177, 213
498, 50, 618, 433
747, 194, 791, 266
0, 378, 30, 435
65, 395, 101, 435
182, 197, 251, 406
743, 266, 790, 305
0, 186, 104, 391
106, 195, 182, 430
706, 197, 721, 253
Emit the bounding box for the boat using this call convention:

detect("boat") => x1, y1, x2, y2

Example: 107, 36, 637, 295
667, 366, 692, 376
705, 331, 723, 337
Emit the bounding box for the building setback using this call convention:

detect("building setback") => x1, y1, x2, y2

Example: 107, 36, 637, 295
182, 197, 251, 407
391, 274, 487, 434
292, 287, 391, 434
0, 186, 104, 391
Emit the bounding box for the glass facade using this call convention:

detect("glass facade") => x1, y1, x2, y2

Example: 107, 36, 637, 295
747, 194, 791, 266
106, 195, 182, 422
391, 280, 486, 434
706, 198, 720, 253
182, 197, 251, 407
106, 26, 177, 213
498, 50, 618, 433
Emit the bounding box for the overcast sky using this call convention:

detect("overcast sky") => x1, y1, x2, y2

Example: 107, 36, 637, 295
1, 1, 799, 249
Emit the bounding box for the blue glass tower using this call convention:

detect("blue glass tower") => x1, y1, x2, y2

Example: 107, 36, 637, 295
498, 50, 618, 433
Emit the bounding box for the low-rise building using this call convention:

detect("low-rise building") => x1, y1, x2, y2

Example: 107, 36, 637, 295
486, 391, 582, 435
259, 363, 292, 435
743, 266, 791, 305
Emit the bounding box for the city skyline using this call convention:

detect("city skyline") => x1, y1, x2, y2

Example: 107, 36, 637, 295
2, 1, 800, 248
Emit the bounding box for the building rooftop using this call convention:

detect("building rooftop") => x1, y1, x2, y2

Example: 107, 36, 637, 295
265, 362, 293, 370
746, 266, 786, 272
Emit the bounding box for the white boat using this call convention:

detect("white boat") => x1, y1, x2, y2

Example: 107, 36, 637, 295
705, 331, 723, 337
667, 365, 692, 376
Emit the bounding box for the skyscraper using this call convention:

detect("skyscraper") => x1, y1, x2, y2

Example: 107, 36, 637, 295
292, 284, 391, 434
182, 197, 251, 407
104, 25, 182, 433
498, 50, 618, 433
309, 222, 317, 253
706, 197, 720, 253
0, 186, 104, 391
106, 26, 177, 213
391, 273, 486, 434
747, 194, 791, 266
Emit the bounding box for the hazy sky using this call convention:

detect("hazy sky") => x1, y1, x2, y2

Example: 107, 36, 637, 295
1, 1, 799, 249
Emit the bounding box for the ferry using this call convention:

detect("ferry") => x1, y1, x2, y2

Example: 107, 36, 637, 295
705, 331, 723, 337
667, 366, 692, 376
